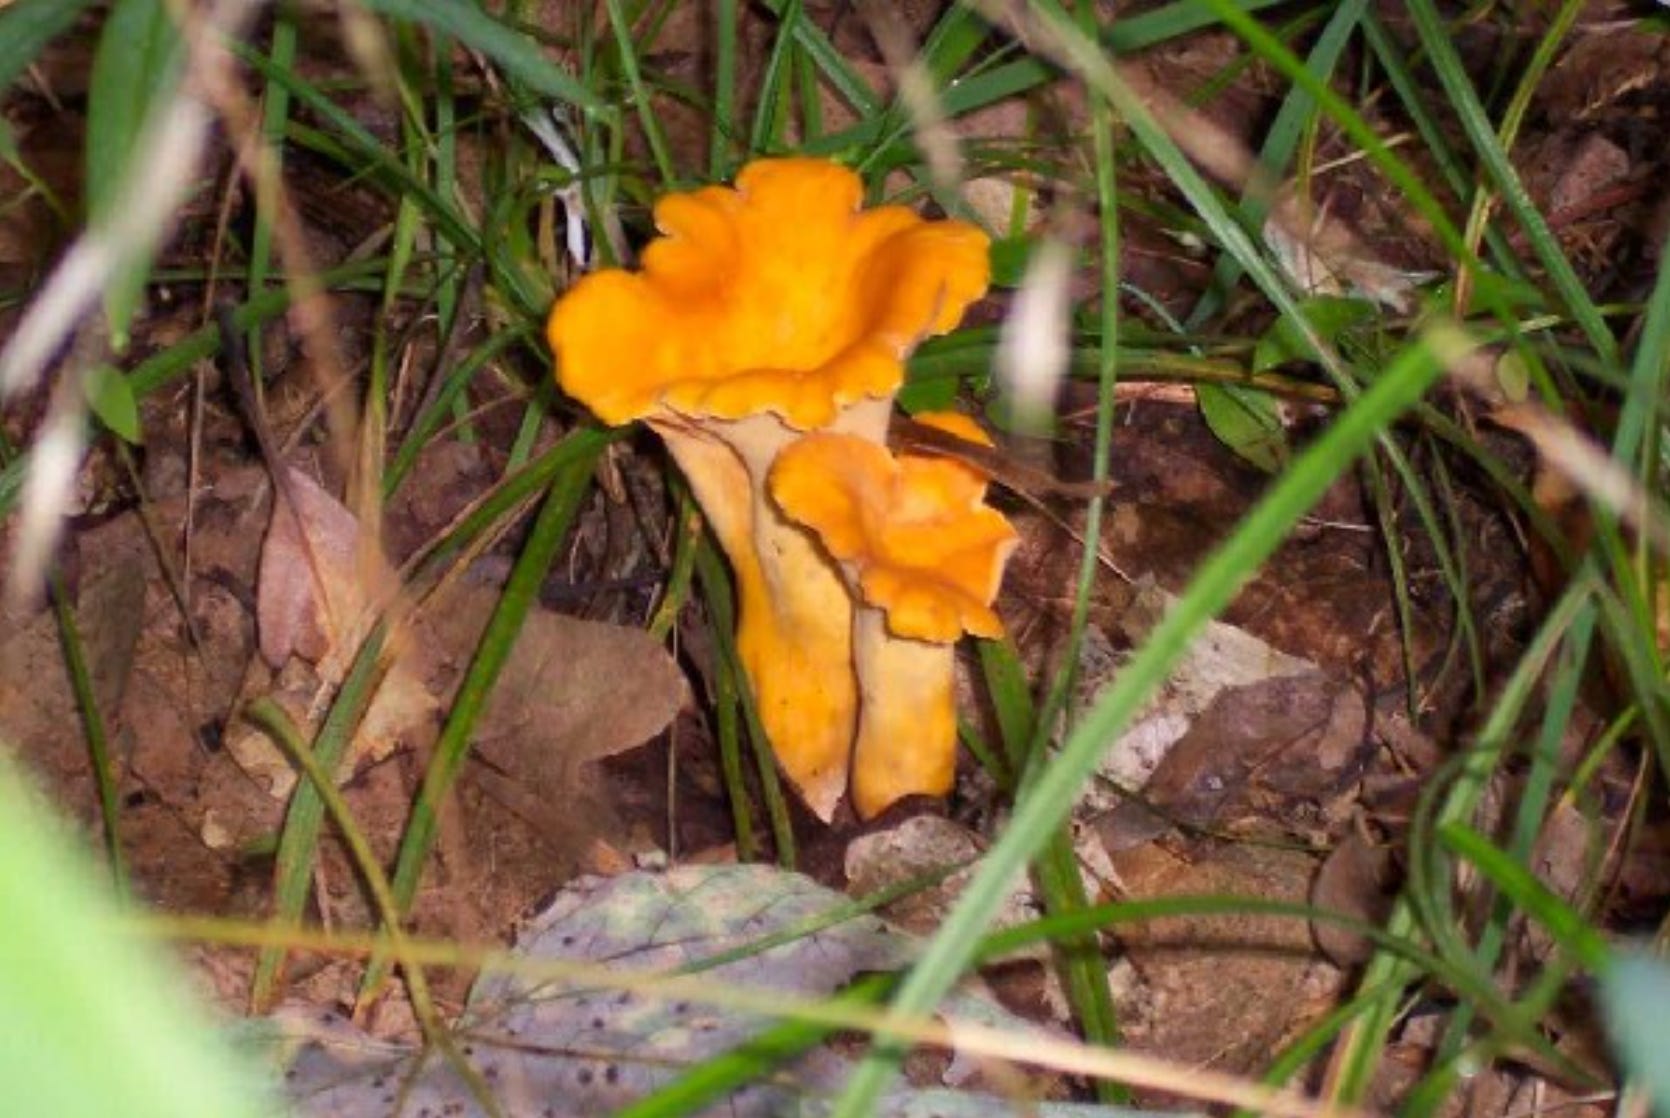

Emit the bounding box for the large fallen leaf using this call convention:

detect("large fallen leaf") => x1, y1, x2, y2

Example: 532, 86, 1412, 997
431, 585, 689, 788
1074, 579, 1316, 804
268, 864, 1130, 1117
232, 583, 686, 801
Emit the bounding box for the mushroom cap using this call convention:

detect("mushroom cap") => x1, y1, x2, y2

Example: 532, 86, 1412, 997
770, 432, 1017, 643
548, 158, 990, 430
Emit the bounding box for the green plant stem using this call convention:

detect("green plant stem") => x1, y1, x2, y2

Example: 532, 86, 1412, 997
47, 573, 128, 898
250, 621, 392, 1010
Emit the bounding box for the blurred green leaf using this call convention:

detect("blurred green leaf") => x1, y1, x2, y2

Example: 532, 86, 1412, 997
0, 750, 274, 1118
0, 0, 97, 92
1602, 954, 1670, 1118
895, 376, 959, 414
1426, 269, 1547, 318
1252, 295, 1377, 372
82, 364, 143, 445
85, 0, 183, 349
1197, 382, 1288, 473
988, 235, 1033, 288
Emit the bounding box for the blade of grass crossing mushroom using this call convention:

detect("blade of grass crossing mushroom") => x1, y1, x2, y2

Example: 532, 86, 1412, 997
829, 324, 1471, 1117
694, 534, 795, 867
0, 0, 98, 92
357, 440, 604, 1008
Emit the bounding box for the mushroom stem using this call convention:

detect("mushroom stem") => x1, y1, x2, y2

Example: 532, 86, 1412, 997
653, 402, 890, 820
849, 605, 958, 820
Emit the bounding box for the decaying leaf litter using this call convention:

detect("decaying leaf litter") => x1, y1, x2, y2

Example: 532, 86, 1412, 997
2, 1, 1669, 1115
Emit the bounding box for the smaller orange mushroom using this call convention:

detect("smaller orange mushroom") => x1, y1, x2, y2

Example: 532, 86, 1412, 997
769, 427, 1018, 819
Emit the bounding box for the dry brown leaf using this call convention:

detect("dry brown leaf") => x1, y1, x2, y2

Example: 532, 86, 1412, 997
255, 467, 394, 668
445, 586, 689, 786
1309, 831, 1398, 967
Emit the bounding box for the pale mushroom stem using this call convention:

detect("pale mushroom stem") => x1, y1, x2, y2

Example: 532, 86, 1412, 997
848, 605, 959, 820
653, 402, 890, 821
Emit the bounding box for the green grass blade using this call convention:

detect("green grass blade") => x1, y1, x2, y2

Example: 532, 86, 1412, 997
0, 0, 98, 92
385, 331, 524, 496
1105, 0, 1291, 51
748, 0, 801, 152
250, 621, 392, 1011
603, 0, 675, 183
711, 0, 738, 174
1613, 206, 1670, 464
1437, 822, 1611, 971
830, 323, 1470, 1116
1186, 0, 1366, 328
1330, 575, 1600, 1101
757, 0, 878, 118
694, 534, 796, 866
1401, 0, 1616, 369
48, 574, 128, 896
616, 974, 898, 1118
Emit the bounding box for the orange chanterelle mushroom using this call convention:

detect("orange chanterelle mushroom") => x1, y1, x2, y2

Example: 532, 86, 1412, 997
548, 157, 988, 820
769, 426, 1017, 819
